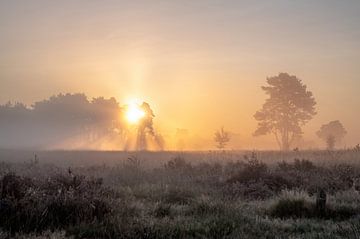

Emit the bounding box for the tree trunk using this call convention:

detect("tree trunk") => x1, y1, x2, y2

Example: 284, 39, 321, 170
281, 129, 290, 151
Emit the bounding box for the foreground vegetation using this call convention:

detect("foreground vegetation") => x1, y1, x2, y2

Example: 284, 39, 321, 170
1, 150, 360, 238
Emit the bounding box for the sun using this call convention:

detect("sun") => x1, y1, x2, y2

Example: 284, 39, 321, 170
125, 102, 145, 124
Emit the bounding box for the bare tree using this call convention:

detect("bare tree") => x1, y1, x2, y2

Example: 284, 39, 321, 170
254, 73, 317, 151
317, 120, 347, 150
214, 127, 230, 150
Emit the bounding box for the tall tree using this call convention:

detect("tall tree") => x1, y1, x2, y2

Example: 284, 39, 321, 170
214, 127, 231, 150
254, 73, 316, 151
316, 120, 347, 150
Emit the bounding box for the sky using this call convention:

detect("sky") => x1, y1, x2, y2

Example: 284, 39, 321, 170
0, 0, 360, 150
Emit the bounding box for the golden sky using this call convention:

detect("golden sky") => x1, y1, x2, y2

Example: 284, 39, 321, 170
1, 1, 360, 149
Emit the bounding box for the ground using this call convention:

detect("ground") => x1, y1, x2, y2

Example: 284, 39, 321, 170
0, 149, 360, 239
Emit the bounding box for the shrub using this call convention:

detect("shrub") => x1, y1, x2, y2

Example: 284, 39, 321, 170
277, 158, 316, 172
268, 191, 313, 218
164, 156, 192, 172
226, 181, 273, 200
226, 157, 295, 199
269, 197, 311, 218
193, 162, 223, 176
0, 173, 113, 234
262, 172, 295, 192
326, 205, 357, 220
223, 160, 245, 176
0, 173, 33, 200
269, 190, 358, 220
187, 199, 226, 217
227, 154, 267, 184
161, 188, 195, 205
153, 203, 172, 218
123, 155, 142, 171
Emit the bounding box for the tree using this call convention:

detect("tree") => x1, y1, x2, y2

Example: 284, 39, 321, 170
326, 135, 335, 150
0, 93, 125, 149
253, 73, 316, 151
316, 120, 347, 150
214, 127, 230, 150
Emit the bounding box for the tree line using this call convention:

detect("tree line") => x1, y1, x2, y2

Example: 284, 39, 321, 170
215, 73, 347, 151
0, 94, 164, 150
0, 73, 350, 150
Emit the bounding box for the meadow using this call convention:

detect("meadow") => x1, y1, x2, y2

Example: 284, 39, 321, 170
1, 148, 360, 239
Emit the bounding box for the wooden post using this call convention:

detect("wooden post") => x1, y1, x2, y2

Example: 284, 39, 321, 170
316, 189, 327, 217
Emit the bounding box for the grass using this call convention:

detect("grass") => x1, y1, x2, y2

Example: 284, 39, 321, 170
0, 150, 360, 238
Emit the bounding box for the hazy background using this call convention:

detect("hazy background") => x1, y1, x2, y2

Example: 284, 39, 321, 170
1, 0, 359, 150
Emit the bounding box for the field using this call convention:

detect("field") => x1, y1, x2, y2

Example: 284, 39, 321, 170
1, 149, 360, 239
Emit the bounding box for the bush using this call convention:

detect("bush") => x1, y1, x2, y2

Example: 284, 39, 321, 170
223, 181, 274, 200
226, 157, 295, 199
326, 205, 357, 220
161, 188, 195, 205
277, 158, 316, 172
227, 154, 267, 184
269, 190, 358, 220
153, 203, 172, 218
269, 198, 311, 218
0, 173, 33, 200
123, 155, 142, 171
0, 173, 113, 234
187, 199, 226, 217
164, 156, 192, 172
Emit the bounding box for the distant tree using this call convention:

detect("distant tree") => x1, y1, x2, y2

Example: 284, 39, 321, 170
214, 127, 230, 150
0, 93, 125, 149
326, 135, 336, 151
355, 144, 360, 152
254, 73, 317, 151
317, 120, 347, 150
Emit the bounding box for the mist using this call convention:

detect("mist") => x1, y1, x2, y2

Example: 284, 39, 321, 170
0, 93, 156, 151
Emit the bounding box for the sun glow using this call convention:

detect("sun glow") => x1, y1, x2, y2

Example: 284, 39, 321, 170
125, 102, 145, 124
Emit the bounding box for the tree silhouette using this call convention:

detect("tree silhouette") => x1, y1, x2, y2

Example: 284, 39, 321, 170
254, 73, 316, 151
132, 102, 164, 151
317, 120, 347, 150
214, 127, 230, 150
0, 93, 124, 149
